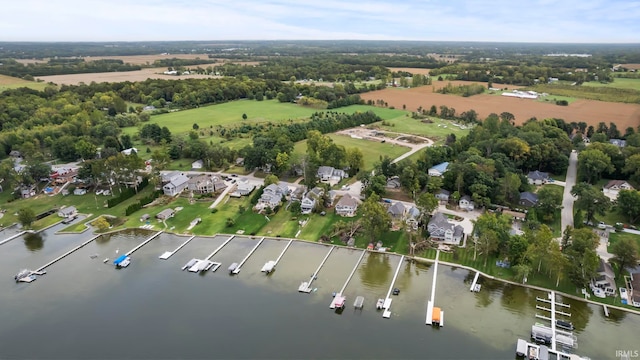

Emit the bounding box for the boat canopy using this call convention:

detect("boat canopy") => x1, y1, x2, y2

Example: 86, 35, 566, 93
113, 255, 128, 265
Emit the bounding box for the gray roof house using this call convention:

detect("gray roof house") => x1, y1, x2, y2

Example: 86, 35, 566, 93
258, 183, 289, 209
609, 139, 626, 147
387, 202, 406, 219
459, 195, 475, 211
162, 171, 184, 183
300, 196, 316, 214
406, 206, 421, 228
335, 194, 359, 217
519, 191, 539, 207
527, 170, 549, 185
386, 176, 401, 189
603, 180, 634, 194
58, 206, 77, 218
188, 174, 216, 194
156, 208, 175, 220
163, 174, 189, 196
317, 166, 335, 182
592, 257, 616, 296
427, 212, 464, 245
234, 180, 255, 196
435, 189, 450, 203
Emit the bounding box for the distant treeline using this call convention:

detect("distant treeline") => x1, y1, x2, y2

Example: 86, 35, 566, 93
436, 82, 486, 97
0, 58, 141, 77
152, 58, 217, 68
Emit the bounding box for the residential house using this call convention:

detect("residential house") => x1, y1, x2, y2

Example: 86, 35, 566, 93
603, 180, 634, 199
300, 196, 316, 214
19, 185, 36, 199
592, 258, 616, 296
121, 147, 138, 156
191, 160, 204, 170
161, 171, 184, 184
187, 174, 216, 194
386, 176, 401, 189
257, 183, 289, 209
162, 174, 189, 196
519, 191, 539, 207
435, 189, 450, 204
317, 166, 334, 182
291, 165, 304, 176
156, 208, 175, 220
212, 180, 227, 192
58, 206, 77, 218
234, 179, 255, 196
406, 206, 421, 229
51, 168, 78, 184
387, 202, 406, 219
327, 190, 337, 206
609, 139, 627, 148
428, 162, 449, 177
630, 272, 640, 307
142, 105, 156, 112
73, 188, 87, 196
459, 195, 475, 211
289, 186, 305, 202
235, 157, 245, 166
335, 194, 359, 217
9, 150, 22, 158
527, 170, 549, 185
502, 209, 526, 221
307, 186, 325, 199
427, 212, 464, 245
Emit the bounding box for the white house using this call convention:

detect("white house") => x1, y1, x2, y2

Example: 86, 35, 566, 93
603, 180, 634, 199
58, 206, 77, 218
592, 258, 616, 296
73, 188, 87, 196
317, 166, 335, 182
187, 174, 216, 194
21, 185, 37, 198
335, 194, 359, 217
435, 189, 450, 203
406, 206, 421, 229
234, 179, 255, 196
156, 208, 175, 220
428, 162, 449, 177
300, 197, 316, 214
257, 183, 289, 209
162, 174, 189, 196
427, 212, 464, 245
527, 170, 549, 185
191, 160, 204, 169
121, 148, 138, 156
458, 195, 475, 211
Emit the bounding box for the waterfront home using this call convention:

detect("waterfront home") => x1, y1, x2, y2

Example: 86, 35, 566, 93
630, 272, 640, 307
435, 189, 450, 203
335, 194, 359, 217
592, 258, 616, 296
162, 174, 189, 196
527, 170, 549, 185
289, 186, 305, 202
300, 196, 316, 214
317, 166, 334, 182
427, 212, 464, 245
187, 174, 217, 194
234, 180, 255, 196
519, 192, 539, 207
156, 208, 175, 220
57, 206, 77, 218
257, 183, 289, 210
387, 202, 406, 219
21, 185, 37, 198
428, 162, 449, 177
161, 171, 184, 184
458, 195, 475, 211
406, 206, 421, 229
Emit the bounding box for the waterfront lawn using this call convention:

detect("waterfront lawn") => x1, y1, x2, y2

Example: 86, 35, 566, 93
354, 231, 410, 253
293, 134, 409, 170
298, 212, 360, 242
608, 231, 640, 256
376, 116, 470, 143
257, 208, 305, 238
32, 214, 64, 230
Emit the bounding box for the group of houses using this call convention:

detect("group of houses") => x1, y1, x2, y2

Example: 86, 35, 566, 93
161, 171, 228, 197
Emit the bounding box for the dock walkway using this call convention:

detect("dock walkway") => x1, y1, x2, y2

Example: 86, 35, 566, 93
470, 271, 481, 292
35, 234, 102, 272
205, 235, 234, 260
382, 254, 405, 318
339, 250, 366, 295
125, 231, 163, 256
299, 245, 335, 293
426, 250, 442, 326
159, 235, 195, 259
0, 231, 27, 246
232, 237, 265, 274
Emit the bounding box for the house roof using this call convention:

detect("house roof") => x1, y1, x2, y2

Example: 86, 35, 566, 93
169, 174, 190, 187
317, 166, 334, 176
162, 171, 182, 182
460, 195, 472, 202
527, 170, 549, 181
59, 206, 77, 215
596, 258, 615, 279
436, 189, 450, 196
604, 180, 634, 190
503, 209, 526, 219
309, 187, 324, 198
388, 202, 406, 216
336, 194, 358, 208
609, 139, 627, 147
520, 191, 539, 203
428, 212, 450, 229
407, 206, 420, 219
192, 159, 204, 167
429, 162, 449, 174
157, 208, 174, 218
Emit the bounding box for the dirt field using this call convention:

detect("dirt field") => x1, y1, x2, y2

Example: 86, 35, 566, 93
35, 66, 222, 85
621, 64, 640, 70
388, 67, 431, 75
361, 86, 640, 129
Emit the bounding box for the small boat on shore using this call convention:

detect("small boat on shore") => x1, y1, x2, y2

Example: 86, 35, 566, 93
376, 298, 384, 310
556, 319, 574, 331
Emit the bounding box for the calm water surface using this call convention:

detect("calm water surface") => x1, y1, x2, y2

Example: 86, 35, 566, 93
0, 229, 636, 359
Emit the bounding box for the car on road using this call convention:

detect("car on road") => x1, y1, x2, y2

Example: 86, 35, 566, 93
231, 174, 238, 177
598, 221, 607, 229
341, 185, 350, 190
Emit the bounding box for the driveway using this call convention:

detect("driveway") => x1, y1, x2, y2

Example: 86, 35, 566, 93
561, 151, 578, 232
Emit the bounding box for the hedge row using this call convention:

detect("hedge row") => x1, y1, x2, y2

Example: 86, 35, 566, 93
124, 189, 162, 216
107, 178, 149, 208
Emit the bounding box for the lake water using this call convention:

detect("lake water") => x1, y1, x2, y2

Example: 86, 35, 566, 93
0, 227, 636, 359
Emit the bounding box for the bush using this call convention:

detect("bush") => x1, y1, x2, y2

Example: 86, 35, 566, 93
211, 208, 218, 214
555, 100, 569, 106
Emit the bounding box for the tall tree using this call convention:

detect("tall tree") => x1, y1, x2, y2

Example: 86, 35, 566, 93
17, 208, 36, 228
571, 182, 611, 223
360, 193, 392, 243
610, 238, 639, 277
565, 227, 600, 288
345, 147, 364, 176
416, 192, 438, 228
535, 186, 563, 222
617, 190, 640, 224
578, 148, 613, 183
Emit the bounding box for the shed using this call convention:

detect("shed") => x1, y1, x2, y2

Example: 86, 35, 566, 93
156, 208, 175, 220
140, 214, 150, 222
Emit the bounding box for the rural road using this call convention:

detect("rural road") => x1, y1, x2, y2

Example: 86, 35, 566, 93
561, 151, 578, 233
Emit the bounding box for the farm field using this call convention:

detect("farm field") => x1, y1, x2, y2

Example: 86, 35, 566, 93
582, 78, 640, 91
293, 133, 409, 170
361, 86, 640, 128
15, 54, 260, 66
388, 67, 431, 75
0, 74, 50, 91
35, 66, 221, 85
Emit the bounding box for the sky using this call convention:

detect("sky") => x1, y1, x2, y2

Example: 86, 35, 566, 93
2, 0, 640, 43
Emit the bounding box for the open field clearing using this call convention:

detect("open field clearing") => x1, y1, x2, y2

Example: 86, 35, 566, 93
388, 67, 431, 75
361, 87, 640, 128
375, 115, 471, 142
293, 133, 409, 170
0, 74, 50, 91
621, 64, 640, 70
583, 78, 640, 91
35, 66, 221, 85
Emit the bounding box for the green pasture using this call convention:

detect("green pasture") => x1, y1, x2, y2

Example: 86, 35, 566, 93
582, 78, 640, 91
377, 116, 470, 143
0, 74, 50, 92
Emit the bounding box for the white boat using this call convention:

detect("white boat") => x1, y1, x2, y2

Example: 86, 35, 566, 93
620, 287, 628, 301
376, 298, 384, 310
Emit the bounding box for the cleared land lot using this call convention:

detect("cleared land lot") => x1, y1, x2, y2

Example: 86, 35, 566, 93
388, 67, 431, 75
0, 74, 50, 91
361, 86, 640, 128
583, 78, 640, 91
35, 66, 221, 85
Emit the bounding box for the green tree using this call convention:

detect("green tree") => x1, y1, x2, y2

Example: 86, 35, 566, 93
623, 154, 640, 183
535, 186, 563, 222
416, 192, 438, 228
345, 147, 364, 176
565, 227, 600, 287
17, 208, 36, 228
617, 190, 640, 224
578, 148, 613, 183
75, 139, 98, 160
610, 238, 639, 277
91, 217, 111, 232
264, 174, 279, 187
242, 113, 248, 120
547, 241, 569, 287
361, 193, 392, 242
571, 182, 612, 223
363, 174, 386, 198
0, 158, 18, 191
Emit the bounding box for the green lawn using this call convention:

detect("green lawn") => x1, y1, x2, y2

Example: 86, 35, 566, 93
0, 75, 51, 92
293, 134, 409, 170
257, 209, 305, 238
376, 116, 471, 143
582, 78, 640, 91
608, 231, 640, 256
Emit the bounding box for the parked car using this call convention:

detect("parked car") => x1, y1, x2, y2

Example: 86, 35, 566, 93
598, 221, 607, 229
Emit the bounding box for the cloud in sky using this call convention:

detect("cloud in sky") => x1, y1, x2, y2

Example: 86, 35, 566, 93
2, 0, 639, 42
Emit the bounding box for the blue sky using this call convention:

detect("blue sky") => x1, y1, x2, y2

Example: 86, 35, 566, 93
2, 0, 639, 42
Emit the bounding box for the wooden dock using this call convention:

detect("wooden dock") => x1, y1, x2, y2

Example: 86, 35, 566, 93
125, 231, 163, 257
35, 233, 102, 273
470, 271, 481, 292
205, 235, 235, 261
382, 255, 405, 318
232, 237, 265, 274
426, 250, 440, 326
0, 231, 27, 246
339, 250, 366, 294
603, 304, 609, 317
299, 245, 335, 293
159, 235, 195, 259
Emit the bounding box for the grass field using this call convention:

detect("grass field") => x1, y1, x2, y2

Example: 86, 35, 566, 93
608, 231, 640, 256
583, 78, 640, 91
293, 134, 409, 170
0, 74, 50, 92
538, 94, 578, 104
376, 115, 471, 142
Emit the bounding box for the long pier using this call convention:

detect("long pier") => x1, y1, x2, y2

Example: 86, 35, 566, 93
35, 234, 102, 272
205, 235, 234, 261
382, 254, 405, 318
470, 271, 480, 292
426, 250, 440, 325
338, 250, 366, 295
274, 239, 293, 266
160, 235, 196, 259
125, 231, 163, 256
299, 245, 335, 293
232, 237, 265, 274
0, 231, 27, 246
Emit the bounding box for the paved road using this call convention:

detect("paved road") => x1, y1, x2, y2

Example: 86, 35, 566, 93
561, 151, 578, 233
